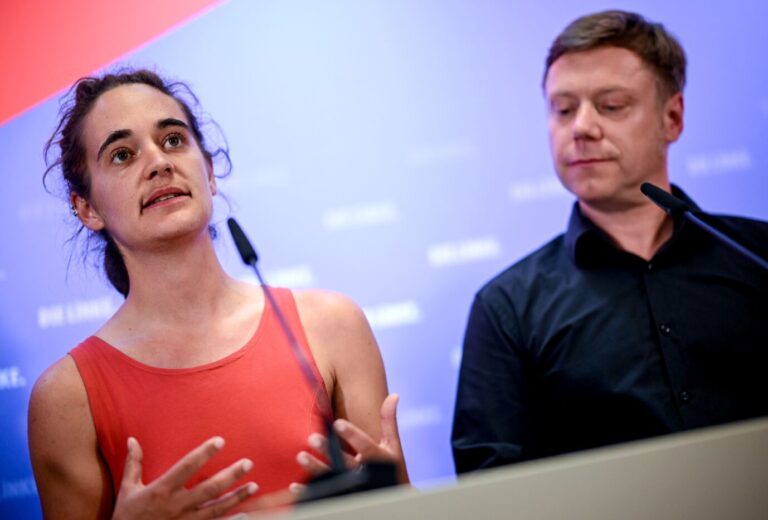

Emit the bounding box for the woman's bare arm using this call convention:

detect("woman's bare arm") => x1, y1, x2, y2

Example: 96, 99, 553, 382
28, 356, 114, 519
29, 356, 259, 519
296, 290, 408, 483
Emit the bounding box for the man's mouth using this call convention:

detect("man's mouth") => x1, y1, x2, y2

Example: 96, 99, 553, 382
568, 158, 612, 166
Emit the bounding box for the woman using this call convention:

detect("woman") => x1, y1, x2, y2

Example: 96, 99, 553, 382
28, 69, 407, 519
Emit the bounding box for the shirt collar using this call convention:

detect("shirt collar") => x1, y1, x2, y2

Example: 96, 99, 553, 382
565, 184, 701, 267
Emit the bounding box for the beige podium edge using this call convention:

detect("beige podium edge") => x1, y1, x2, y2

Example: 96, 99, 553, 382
270, 417, 768, 520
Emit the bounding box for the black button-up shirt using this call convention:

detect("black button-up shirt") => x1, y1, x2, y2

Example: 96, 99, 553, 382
452, 188, 768, 474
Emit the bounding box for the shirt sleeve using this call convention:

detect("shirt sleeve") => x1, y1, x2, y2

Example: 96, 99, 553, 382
451, 291, 530, 473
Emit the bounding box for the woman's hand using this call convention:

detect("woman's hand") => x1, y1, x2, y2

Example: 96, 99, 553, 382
112, 436, 258, 520
293, 393, 409, 492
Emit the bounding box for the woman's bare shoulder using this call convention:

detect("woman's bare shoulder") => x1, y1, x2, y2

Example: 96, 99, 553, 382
292, 289, 384, 379
30, 355, 88, 410
292, 289, 368, 329
29, 354, 95, 451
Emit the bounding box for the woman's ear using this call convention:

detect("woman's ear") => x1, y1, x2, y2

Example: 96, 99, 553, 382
70, 193, 105, 231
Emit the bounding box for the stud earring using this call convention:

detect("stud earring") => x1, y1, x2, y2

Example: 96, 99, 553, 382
71, 206, 79, 217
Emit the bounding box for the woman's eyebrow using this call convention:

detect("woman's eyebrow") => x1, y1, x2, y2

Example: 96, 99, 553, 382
96, 129, 131, 161
157, 117, 189, 130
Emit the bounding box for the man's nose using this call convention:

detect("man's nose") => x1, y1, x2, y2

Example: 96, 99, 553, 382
572, 104, 602, 140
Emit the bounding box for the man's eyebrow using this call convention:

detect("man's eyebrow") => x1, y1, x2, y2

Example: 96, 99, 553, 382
158, 118, 189, 130
547, 90, 577, 99
595, 86, 632, 96
97, 129, 131, 161
547, 86, 631, 101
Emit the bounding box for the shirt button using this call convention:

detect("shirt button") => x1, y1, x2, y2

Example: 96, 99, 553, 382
647, 263, 653, 271
680, 391, 691, 402
659, 324, 672, 335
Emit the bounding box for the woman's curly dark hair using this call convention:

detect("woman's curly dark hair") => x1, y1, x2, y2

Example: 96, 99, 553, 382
43, 68, 231, 297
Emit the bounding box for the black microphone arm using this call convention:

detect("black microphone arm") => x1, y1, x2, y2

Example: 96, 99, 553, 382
640, 183, 768, 271
226, 218, 397, 503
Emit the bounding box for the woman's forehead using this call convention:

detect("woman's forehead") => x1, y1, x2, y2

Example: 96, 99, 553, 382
83, 84, 188, 143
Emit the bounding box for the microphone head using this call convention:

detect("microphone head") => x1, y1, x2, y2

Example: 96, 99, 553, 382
227, 218, 259, 266
640, 183, 690, 216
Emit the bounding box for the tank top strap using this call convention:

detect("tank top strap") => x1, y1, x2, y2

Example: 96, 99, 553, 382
266, 286, 329, 407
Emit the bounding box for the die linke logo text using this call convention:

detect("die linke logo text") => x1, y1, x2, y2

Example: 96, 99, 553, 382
0, 366, 26, 390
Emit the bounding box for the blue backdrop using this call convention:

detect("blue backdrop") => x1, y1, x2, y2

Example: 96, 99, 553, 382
1, 1, 767, 516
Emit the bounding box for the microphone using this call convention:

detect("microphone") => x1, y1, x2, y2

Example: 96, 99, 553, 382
228, 218, 258, 266
227, 218, 344, 467
640, 183, 768, 271
226, 218, 397, 502
640, 182, 690, 217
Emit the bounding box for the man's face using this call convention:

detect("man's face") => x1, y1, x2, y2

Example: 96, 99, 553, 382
544, 46, 683, 211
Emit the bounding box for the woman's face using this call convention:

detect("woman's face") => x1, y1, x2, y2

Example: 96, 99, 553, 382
73, 83, 216, 254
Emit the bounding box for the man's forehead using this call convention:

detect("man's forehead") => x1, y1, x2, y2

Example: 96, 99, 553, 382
545, 47, 655, 97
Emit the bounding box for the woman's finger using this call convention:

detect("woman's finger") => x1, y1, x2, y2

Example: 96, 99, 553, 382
186, 457, 256, 506
118, 437, 144, 492
332, 420, 383, 460
288, 482, 306, 495
307, 433, 359, 468
379, 394, 401, 450
194, 481, 259, 519
296, 450, 330, 476
158, 437, 227, 491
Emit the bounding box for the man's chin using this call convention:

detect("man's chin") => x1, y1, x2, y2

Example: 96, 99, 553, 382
577, 190, 646, 215
564, 181, 613, 203
567, 182, 625, 209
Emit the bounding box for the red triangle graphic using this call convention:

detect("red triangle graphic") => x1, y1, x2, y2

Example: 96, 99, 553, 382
0, 0, 224, 125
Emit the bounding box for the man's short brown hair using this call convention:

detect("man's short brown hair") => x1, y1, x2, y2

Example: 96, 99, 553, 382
544, 10, 686, 99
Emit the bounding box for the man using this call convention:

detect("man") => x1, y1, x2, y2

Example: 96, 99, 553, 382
451, 10, 768, 473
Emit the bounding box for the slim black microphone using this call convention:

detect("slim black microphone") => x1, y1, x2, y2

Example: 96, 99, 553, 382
227, 218, 258, 266
227, 218, 397, 501
227, 218, 344, 471
640, 183, 768, 271
640, 182, 690, 217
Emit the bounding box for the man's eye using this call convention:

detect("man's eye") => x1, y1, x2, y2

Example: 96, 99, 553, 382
551, 104, 573, 117
601, 104, 625, 113
552, 107, 575, 119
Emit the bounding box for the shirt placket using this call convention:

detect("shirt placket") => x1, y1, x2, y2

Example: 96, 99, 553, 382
640, 258, 692, 429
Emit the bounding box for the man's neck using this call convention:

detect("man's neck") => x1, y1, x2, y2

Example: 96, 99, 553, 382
580, 192, 675, 262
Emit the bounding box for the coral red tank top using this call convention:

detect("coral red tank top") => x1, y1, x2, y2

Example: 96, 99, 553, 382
69, 287, 326, 504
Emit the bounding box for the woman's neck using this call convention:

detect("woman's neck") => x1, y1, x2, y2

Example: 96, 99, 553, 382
117, 232, 240, 327
97, 231, 265, 366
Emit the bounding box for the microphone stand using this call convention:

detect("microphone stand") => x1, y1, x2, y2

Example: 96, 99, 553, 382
640, 183, 768, 271
226, 218, 398, 503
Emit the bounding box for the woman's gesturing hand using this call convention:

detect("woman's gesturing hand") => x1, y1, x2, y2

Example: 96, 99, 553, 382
293, 393, 409, 492
112, 436, 258, 520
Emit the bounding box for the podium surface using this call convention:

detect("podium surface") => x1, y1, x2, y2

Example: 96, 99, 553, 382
275, 417, 768, 519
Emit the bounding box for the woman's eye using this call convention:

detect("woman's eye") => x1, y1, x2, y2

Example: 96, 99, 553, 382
111, 149, 131, 164
164, 134, 184, 148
